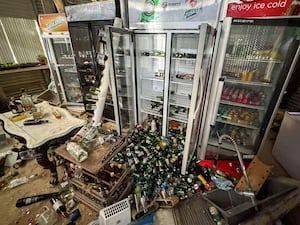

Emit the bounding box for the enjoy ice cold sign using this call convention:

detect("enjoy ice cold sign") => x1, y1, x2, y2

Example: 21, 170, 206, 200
231, 0, 288, 11
227, 0, 300, 17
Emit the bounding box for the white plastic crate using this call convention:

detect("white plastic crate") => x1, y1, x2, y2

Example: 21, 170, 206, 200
99, 198, 131, 225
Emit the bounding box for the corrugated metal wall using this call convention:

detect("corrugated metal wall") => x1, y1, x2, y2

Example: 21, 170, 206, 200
1, 17, 44, 63
34, 0, 57, 14
0, 0, 56, 18
0, 68, 51, 98
0, 0, 56, 102
0, 0, 57, 64
0, 21, 14, 63
0, 0, 36, 19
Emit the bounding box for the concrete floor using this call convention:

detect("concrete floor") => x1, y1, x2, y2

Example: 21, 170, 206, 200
0, 119, 293, 225
153, 129, 288, 225
154, 209, 175, 225
0, 129, 181, 225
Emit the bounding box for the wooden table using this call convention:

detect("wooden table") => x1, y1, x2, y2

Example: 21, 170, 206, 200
0, 101, 86, 148
0, 101, 86, 184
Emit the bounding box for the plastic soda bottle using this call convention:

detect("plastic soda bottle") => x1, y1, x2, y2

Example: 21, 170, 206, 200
20, 88, 34, 111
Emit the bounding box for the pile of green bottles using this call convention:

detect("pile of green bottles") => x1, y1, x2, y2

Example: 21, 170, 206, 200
112, 124, 202, 205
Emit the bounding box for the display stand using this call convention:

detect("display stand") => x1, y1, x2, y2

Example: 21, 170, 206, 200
55, 137, 134, 210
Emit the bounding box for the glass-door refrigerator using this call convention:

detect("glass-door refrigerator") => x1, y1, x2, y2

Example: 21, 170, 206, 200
199, 17, 300, 159
42, 32, 83, 107
68, 20, 115, 119
107, 24, 216, 174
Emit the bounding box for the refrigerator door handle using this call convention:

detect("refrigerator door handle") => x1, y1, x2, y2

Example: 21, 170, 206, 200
193, 68, 203, 119
210, 77, 225, 125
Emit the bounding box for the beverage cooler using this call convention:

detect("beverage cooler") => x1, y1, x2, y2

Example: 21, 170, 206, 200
106, 24, 216, 173
42, 32, 83, 106
68, 20, 115, 119
199, 17, 300, 159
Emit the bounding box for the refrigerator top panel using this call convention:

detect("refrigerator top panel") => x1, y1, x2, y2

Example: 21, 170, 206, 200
231, 17, 300, 26
127, 0, 221, 29
65, 1, 115, 22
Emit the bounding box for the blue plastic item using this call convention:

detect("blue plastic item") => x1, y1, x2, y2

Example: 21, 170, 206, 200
68, 208, 81, 222
130, 213, 154, 225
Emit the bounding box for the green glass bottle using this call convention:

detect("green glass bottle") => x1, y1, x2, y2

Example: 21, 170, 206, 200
208, 206, 222, 223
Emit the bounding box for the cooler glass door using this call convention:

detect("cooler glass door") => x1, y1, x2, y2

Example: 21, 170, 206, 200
135, 32, 167, 135
52, 37, 82, 104
169, 25, 215, 174
57, 65, 82, 104
90, 22, 115, 120
107, 27, 136, 135
69, 23, 98, 112
207, 18, 300, 157
167, 33, 199, 137
43, 36, 82, 105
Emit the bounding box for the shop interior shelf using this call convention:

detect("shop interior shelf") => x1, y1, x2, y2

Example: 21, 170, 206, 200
220, 100, 265, 110
224, 56, 284, 64
208, 137, 253, 155
170, 79, 193, 86
215, 119, 260, 130
171, 57, 196, 62
141, 109, 163, 117
168, 116, 188, 123
224, 78, 273, 87
169, 95, 190, 108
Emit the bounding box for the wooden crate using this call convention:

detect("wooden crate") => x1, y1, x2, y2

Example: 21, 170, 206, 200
55, 136, 133, 210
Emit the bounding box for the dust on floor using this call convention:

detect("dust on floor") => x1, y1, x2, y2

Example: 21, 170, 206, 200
0, 160, 98, 225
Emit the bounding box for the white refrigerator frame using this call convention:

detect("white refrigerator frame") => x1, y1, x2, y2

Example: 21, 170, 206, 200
42, 32, 83, 108
198, 17, 300, 159
107, 23, 216, 174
